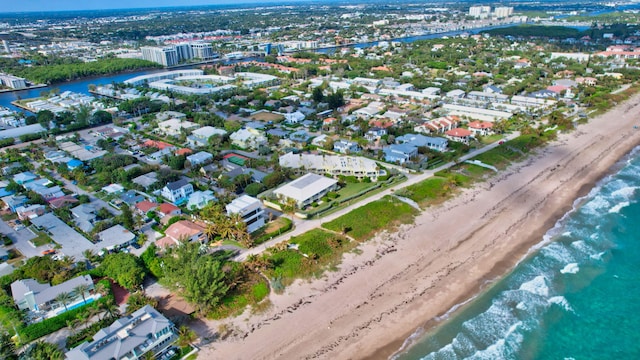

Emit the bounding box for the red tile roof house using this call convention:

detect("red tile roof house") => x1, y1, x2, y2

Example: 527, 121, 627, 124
135, 200, 158, 216
468, 121, 494, 136
156, 220, 205, 248
446, 128, 473, 145
157, 203, 182, 222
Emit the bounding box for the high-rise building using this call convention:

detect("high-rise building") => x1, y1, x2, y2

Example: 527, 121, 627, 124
141, 46, 179, 67
469, 6, 491, 19
174, 43, 193, 61
265, 43, 272, 56
2, 40, 9, 53
494, 6, 514, 18
189, 42, 215, 60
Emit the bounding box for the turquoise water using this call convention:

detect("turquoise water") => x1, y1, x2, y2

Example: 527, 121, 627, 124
394, 149, 640, 360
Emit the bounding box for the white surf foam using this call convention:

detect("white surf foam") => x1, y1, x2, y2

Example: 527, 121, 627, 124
548, 296, 574, 313
560, 263, 579, 274
609, 201, 630, 213
590, 251, 606, 260
519, 276, 549, 297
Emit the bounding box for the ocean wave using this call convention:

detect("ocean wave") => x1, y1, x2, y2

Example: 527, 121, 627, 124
608, 201, 630, 213
519, 276, 549, 297
548, 296, 574, 313
467, 321, 524, 360
560, 263, 579, 274
541, 243, 576, 265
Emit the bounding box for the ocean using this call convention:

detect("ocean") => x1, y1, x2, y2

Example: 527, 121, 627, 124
394, 148, 640, 360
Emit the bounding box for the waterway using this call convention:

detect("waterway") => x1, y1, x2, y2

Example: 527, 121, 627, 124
0, 22, 589, 113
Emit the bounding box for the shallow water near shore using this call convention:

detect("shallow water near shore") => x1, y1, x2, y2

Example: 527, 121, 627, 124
394, 147, 640, 360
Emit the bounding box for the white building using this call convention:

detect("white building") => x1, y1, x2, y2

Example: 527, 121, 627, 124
0, 75, 27, 89
65, 305, 177, 360
273, 173, 339, 208
469, 6, 491, 19
279, 152, 383, 181
494, 6, 514, 18
441, 104, 512, 122
141, 46, 179, 67
226, 195, 266, 233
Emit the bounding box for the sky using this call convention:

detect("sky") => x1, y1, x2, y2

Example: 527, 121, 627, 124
2, 0, 271, 13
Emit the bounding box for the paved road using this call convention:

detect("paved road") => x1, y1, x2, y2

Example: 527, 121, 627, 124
235, 133, 520, 261
0, 219, 40, 258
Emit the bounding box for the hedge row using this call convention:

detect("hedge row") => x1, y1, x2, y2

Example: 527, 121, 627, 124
19, 280, 112, 343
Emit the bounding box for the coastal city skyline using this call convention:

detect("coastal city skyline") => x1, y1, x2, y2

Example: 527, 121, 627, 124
0, 1, 638, 359
1, 0, 280, 13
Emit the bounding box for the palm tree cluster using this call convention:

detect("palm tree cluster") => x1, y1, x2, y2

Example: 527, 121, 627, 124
201, 204, 253, 247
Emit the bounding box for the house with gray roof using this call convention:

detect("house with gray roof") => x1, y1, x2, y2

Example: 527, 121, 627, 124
333, 140, 361, 154
13, 171, 37, 185
187, 190, 216, 210
65, 305, 177, 360
273, 173, 338, 208
96, 225, 136, 251
71, 203, 99, 232
186, 151, 213, 167
396, 133, 448, 152
161, 179, 194, 205
11, 275, 96, 317
383, 144, 418, 164
132, 172, 158, 189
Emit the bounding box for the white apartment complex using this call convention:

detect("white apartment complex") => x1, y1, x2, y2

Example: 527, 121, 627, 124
226, 195, 266, 233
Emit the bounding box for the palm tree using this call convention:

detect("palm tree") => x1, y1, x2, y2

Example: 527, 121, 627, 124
66, 319, 79, 336
100, 297, 120, 321
177, 326, 197, 347
203, 223, 218, 242
73, 284, 90, 305
94, 282, 110, 298
55, 292, 73, 312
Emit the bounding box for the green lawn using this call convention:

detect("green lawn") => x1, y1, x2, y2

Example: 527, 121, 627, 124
336, 182, 378, 198
322, 196, 418, 241
31, 231, 53, 247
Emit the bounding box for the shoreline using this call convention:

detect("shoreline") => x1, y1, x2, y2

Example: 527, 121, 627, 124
198, 92, 640, 360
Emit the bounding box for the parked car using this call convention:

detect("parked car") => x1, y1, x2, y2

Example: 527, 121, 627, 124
42, 249, 56, 255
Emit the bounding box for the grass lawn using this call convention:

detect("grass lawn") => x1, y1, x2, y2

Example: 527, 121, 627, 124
252, 217, 293, 245
336, 182, 378, 198
479, 134, 504, 145
250, 111, 284, 122
31, 231, 53, 247
322, 196, 418, 241
261, 229, 352, 288
1, 212, 17, 221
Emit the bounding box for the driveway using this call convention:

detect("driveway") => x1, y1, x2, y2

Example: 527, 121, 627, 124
0, 219, 39, 258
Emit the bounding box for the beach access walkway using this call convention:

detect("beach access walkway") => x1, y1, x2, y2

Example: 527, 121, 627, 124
236, 132, 520, 261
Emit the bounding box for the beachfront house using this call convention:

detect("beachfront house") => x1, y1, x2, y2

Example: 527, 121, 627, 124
11, 275, 98, 319
273, 173, 339, 209
65, 305, 178, 360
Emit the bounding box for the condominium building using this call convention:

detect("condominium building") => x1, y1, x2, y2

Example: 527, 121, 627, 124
469, 6, 491, 19
494, 6, 514, 18
141, 46, 179, 67
190, 42, 215, 60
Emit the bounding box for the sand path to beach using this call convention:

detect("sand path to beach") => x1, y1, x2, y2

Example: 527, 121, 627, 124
196, 93, 640, 360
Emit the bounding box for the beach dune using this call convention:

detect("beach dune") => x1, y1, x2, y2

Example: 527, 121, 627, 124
200, 93, 640, 360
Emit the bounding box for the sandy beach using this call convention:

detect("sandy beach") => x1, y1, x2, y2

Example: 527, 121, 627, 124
197, 92, 640, 360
